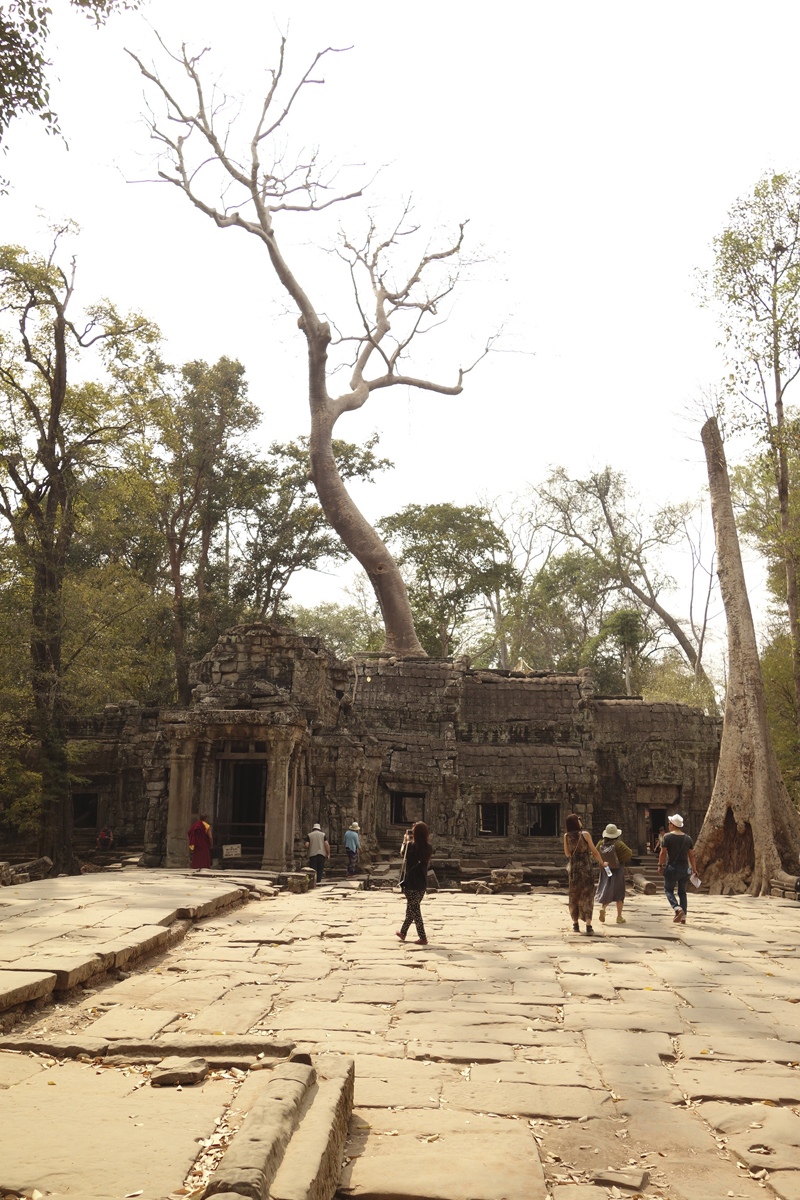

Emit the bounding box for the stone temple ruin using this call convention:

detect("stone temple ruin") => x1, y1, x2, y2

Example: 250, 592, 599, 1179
66, 624, 721, 877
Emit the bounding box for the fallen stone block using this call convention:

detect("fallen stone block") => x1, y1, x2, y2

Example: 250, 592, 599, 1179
271, 1059, 354, 1200
278, 873, 309, 895
0, 969, 56, 1012
491, 868, 523, 886
591, 1167, 649, 1190
460, 880, 491, 894
633, 873, 657, 894
10, 856, 52, 881
150, 1055, 209, 1086
205, 1062, 316, 1198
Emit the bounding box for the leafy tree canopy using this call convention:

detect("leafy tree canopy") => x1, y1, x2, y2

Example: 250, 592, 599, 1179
378, 502, 519, 659
0, 1, 140, 145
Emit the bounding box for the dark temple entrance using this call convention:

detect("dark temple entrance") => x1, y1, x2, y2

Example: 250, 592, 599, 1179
215, 760, 267, 856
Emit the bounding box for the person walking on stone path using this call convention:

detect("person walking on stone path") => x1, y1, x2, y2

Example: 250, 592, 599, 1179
658, 814, 698, 924
397, 821, 433, 945
564, 813, 605, 935
305, 823, 330, 883
595, 823, 632, 924
187, 814, 213, 870
344, 821, 361, 876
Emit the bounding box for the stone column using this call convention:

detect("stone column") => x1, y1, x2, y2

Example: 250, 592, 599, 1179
165, 736, 197, 868
196, 740, 217, 821
284, 750, 300, 870
261, 729, 296, 871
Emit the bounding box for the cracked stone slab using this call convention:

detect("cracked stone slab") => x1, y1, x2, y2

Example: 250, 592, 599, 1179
443, 1080, 614, 1119
673, 1060, 800, 1103
405, 1041, 516, 1063
677, 1034, 800, 1063
0, 1058, 235, 1198
87, 1006, 180, 1040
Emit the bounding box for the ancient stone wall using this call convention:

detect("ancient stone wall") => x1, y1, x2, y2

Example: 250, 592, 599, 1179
58, 624, 721, 868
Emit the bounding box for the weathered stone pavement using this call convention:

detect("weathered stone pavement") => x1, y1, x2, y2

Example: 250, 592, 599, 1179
2, 876, 800, 1199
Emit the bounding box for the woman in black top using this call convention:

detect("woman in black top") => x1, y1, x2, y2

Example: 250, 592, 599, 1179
397, 821, 432, 945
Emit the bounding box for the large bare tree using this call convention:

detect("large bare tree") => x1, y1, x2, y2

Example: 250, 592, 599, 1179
537, 467, 719, 709
696, 416, 800, 894
130, 39, 487, 657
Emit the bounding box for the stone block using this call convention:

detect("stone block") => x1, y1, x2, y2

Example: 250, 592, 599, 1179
0, 969, 56, 1012
114, 1034, 295, 1059
591, 1167, 649, 1190
10, 951, 107, 989
491, 869, 524, 886
150, 1055, 209, 1086
88, 1007, 180, 1040
280, 874, 309, 895
205, 1063, 316, 1198
270, 1059, 354, 1200
0, 1033, 109, 1057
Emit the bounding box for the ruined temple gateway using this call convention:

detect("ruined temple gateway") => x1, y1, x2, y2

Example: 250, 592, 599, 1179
67, 624, 721, 870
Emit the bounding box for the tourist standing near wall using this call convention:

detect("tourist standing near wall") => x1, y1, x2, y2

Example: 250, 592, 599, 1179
564, 813, 605, 935
305, 823, 330, 883
344, 822, 361, 876
397, 822, 433, 946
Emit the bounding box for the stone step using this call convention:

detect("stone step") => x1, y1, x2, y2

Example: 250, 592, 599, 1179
204, 1057, 354, 1200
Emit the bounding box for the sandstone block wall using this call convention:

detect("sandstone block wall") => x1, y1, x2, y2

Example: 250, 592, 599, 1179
55, 625, 721, 866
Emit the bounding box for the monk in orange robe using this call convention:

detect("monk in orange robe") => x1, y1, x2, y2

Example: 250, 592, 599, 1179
188, 815, 213, 869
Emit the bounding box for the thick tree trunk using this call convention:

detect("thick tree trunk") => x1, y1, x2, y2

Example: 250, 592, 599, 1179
308, 405, 425, 657
31, 562, 79, 876
696, 417, 800, 894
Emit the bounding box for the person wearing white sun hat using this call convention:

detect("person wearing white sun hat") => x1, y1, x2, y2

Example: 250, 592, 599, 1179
595, 823, 632, 924
658, 814, 698, 924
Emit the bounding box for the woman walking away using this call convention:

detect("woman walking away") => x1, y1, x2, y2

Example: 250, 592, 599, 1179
397, 821, 433, 946
596, 823, 632, 924
188, 814, 213, 870
564, 814, 605, 935
658, 814, 697, 924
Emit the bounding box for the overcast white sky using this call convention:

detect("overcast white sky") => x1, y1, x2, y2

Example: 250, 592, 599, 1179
2, 0, 795, 647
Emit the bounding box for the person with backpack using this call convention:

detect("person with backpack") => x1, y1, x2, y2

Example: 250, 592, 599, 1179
595, 823, 632, 924
658, 814, 698, 924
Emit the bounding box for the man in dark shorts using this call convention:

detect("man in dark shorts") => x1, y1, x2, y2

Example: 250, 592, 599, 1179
658, 814, 698, 924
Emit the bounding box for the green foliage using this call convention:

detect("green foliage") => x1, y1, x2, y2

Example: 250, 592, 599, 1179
379, 502, 519, 659
487, 548, 615, 671
760, 631, 800, 803
233, 435, 392, 626
711, 171, 800, 424
0, 1, 140, 145
582, 609, 647, 696
730, 418, 800, 606
640, 650, 719, 715
290, 591, 384, 659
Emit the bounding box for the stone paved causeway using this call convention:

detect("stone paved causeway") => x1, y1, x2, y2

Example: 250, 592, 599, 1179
2, 875, 800, 1199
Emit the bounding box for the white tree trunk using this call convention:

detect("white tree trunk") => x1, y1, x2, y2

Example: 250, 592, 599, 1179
696, 417, 800, 894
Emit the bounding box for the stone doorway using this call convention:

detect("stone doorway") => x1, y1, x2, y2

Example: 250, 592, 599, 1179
636, 785, 680, 855
215, 758, 267, 856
